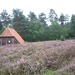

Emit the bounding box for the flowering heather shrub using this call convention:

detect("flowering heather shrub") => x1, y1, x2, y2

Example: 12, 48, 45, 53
0, 40, 75, 75
57, 57, 75, 75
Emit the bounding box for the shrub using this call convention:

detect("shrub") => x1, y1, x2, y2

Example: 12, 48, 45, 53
60, 35, 65, 41
0, 40, 75, 75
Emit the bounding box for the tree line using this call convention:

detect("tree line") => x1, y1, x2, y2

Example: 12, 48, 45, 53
0, 9, 75, 42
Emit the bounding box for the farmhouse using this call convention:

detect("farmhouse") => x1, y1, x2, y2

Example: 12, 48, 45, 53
0, 28, 24, 45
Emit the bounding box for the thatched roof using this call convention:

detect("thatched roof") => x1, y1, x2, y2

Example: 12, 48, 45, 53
0, 28, 24, 44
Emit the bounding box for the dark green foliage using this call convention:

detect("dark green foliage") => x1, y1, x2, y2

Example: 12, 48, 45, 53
12, 9, 30, 41
0, 10, 11, 28
26, 20, 42, 41
38, 12, 47, 27
49, 9, 58, 23
69, 14, 75, 38
0, 21, 3, 30
0, 28, 5, 34
0, 9, 75, 41
59, 13, 69, 27
48, 22, 62, 40
13, 19, 29, 41
12, 9, 25, 22
51, 23, 61, 39
28, 11, 37, 21
59, 13, 65, 27
60, 35, 65, 41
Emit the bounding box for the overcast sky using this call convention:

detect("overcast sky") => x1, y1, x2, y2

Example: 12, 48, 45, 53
0, 0, 75, 17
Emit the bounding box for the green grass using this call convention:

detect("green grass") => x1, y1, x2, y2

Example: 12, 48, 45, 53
41, 70, 57, 75
41, 69, 74, 75
41, 67, 74, 75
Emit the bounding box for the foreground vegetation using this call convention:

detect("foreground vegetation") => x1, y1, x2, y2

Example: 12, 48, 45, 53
0, 40, 75, 75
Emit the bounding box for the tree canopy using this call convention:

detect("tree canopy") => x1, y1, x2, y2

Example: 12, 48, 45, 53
0, 8, 74, 41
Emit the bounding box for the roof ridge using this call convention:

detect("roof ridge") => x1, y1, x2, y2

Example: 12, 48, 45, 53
8, 28, 14, 36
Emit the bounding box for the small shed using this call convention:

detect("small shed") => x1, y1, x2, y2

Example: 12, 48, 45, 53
0, 28, 24, 45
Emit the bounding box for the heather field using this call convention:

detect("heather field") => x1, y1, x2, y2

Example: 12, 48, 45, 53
0, 40, 75, 75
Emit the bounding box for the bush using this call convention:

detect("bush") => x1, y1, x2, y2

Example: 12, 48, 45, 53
60, 35, 65, 41
1, 40, 75, 75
